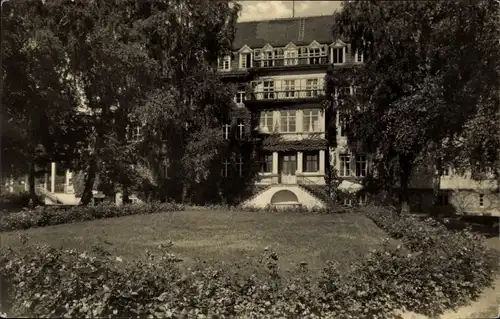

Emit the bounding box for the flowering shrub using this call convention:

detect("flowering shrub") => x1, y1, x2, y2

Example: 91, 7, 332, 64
0, 206, 497, 318
0, 202, 184, 232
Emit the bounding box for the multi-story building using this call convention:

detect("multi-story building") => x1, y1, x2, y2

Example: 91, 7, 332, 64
218, 15, 500, 215
218, 15, 366, 209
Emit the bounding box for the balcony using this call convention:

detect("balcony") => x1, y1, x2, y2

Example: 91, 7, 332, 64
251, 56, 329, 73
247, 88, 325, 108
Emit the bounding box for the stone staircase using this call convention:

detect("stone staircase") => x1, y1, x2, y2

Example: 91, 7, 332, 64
36, 186, 63, 205
297, 176, 330, 205
299, 184, 330, 204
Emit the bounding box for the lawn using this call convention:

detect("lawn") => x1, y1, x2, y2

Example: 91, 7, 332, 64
0, 209, 389, 274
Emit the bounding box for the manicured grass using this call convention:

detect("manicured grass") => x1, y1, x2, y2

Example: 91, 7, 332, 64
0, 210, 388, 273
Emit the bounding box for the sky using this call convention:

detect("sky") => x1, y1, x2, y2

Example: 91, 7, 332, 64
238, 1, 343, 22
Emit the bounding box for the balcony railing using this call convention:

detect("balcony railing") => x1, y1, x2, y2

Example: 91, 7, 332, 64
251, 89, 325, 101
253, 56, 329, 68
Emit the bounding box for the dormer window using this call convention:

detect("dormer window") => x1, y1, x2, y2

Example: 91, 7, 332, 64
284, 50, 298, 65
332, 47, 345, 64
309, 48, 321, 64
240, 53, 252, 69
218, 55, 231, 71
263, 51, 274, 67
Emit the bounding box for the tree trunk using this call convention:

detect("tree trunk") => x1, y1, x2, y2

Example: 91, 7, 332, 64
80, 125, 106, 206
28, 162, 37, 207
432, 157, 442, 217
123, 186, 130, 204
397, 154, 412, 216
79, 158, 98, 206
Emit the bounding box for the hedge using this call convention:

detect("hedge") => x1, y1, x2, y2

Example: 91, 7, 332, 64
0, 202, 184, 232
0, 205, 498, 318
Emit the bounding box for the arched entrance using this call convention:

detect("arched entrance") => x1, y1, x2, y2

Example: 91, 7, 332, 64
270, 189, 299, 206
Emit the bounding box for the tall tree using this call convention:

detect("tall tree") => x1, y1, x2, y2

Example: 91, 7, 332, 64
1, 0, 86, 203
132, 0, 242, 203
41, 0, 157, 205
329, 0, 500, 214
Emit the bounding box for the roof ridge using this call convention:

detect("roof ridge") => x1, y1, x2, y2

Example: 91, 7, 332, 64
237, 14, 332, 24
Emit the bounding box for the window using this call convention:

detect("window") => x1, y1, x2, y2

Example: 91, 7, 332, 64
437, 192, 449, 206
339, 154, 351, 177
338, 86, 352, 97
263, 80, 274, 99
259, 111, 273, 133
222, 124, 230, 140
128, 125, 143, 142
274, 48, 284, 59
280, 110, 296, 133
234, 90, 245, 105
298, 47, 308, 57
237, 120, 245, 139
303, 109, 320, 132
309, 48, 321, 64
339, 113, 350, 137
355, 155, 367, 177
263, 51, 274, 67
479, 194, 484, 208
356, 50, 363, 63
221, 158, 230, 177
240, 53, 252, 69
306, 79, 319, 97
254, 49, 262, 61
332, 47, 344, 64
218, 55, 231, 71
284, 80, 296, 98
281, 154, 297, 175
284, 50, 298, 65
303, 152, 319, 172
260, 153, 273, 173
237, 155, 243, 177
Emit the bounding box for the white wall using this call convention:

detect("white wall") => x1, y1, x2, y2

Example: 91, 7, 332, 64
242, 185, 326, 209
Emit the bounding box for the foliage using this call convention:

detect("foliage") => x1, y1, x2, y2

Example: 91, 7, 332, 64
0, 202, 183, 232
262, 135, 328, 152
1, 0, 88, 202
329, 0, 500, 212
0, 193, 43, 212
1, 206, 497, 318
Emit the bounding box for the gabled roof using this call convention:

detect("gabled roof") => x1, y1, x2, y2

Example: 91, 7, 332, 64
233, 15, 335, 50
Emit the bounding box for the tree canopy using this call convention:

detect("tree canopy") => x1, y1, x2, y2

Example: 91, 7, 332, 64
2, 0, 246, 204
328, 0, 500, 213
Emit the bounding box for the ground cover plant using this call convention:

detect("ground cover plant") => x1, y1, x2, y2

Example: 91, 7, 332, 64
0, 205, 498, 318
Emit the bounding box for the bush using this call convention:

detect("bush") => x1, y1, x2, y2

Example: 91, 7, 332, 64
0, 206, 497, 318
360, 206, 499, 316
0, 202, 184, 232
0, 192, 43, 212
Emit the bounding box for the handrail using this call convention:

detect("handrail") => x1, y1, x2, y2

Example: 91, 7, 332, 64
252, 56, 330, 68
251, 89, 325, 100
36, 186, 61, 204
297, 175, 321, 185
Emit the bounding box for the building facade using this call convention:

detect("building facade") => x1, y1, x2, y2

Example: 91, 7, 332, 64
218, 16, 366, 209
218, 16, 499, 214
